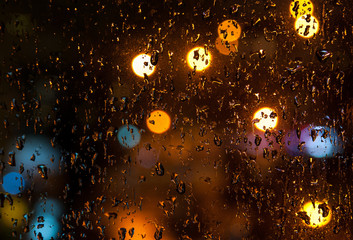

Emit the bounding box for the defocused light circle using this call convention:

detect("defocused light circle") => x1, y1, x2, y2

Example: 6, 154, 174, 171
284, 125, 343, 158
218, 19, 241, 42
301, 201, 331, 227
295, 14, 319, 38
118, 125, 141, 148
215, 37, 238, 56
34, 198, 64, 217
187, 47, 211, 71
290, 0, 313, 18
253, 107, 278, 131
30, 214, 61, 240
132, 54, 155, 77
304, 126, 341, 158
13, 135, 62, 176
2, 172, 25, 194
146, 110, 171, 134
0, 197, 28, 228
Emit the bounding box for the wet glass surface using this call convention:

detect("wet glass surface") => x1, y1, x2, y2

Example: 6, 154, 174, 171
1, 0, 353, 239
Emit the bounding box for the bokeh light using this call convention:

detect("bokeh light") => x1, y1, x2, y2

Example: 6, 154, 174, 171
304, 126, 341, 158
34, 198, 64, 218
132, 54, 155, 77
0, 1, 352, 239
300, 201, 331, 228
11, 135, 62, 177
187, 47, 211, 71
105, 209, 171, 239
295, 14, 319, 38
290, 0, 313, 18
217, 19, 241, 42
118, 124, 141, 148
215, 37, 238, 56
253, 107, 278, 131
29, 214, 61, 240
285, 125, 342, 158
0, 196, 28, 228
146, 110, 171, 134
2, 172, 25, 195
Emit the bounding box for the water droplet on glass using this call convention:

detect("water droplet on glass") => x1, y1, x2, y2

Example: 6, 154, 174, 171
37, 164, 48, 179
255, 135, 262, 146
118, 228, 126, 240
316, 49, 332, 62
176, 181, 185, 194
155, 162, 164, 176
8, 152, 16, 166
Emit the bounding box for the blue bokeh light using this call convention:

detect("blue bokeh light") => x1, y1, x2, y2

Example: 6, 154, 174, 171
34, 198, 64, 217
118, 125, 141, 148
14, 135, 61, 175
30, 214, 61, 240
2, 172, 25, 194
285, 125, 343, 158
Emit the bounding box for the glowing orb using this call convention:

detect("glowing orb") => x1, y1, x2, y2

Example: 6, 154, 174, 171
284, 125, 342, 158
290, 0, 313, 18
2, 172, 25, 195
295, 14, 319, 38
132, 54, 155, 77
215, 37, 238, 55
146, 110, 171, 134
304, 126, 341, 158
30, 214, 61, 240
300, 201, 331, 227
218, 19, 241, 42
12, 135, 61, 176
0, 197, 28, 228
34, 198, 64, 217
118, 125, 141, 148
187, 47, 211, 71
253, 107, 278, 131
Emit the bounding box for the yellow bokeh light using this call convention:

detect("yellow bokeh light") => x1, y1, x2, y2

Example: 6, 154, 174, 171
253, 107, 278, 131
301, 201, 332, 228
132, 54, 155, 77
290, 0, 313, 18
146, 110, 171, 134
218, 19, 241, 42
187, 47, 211, 71
295, 14, 319, 38
215, 37, 238, 56
0, 197, 28, 228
